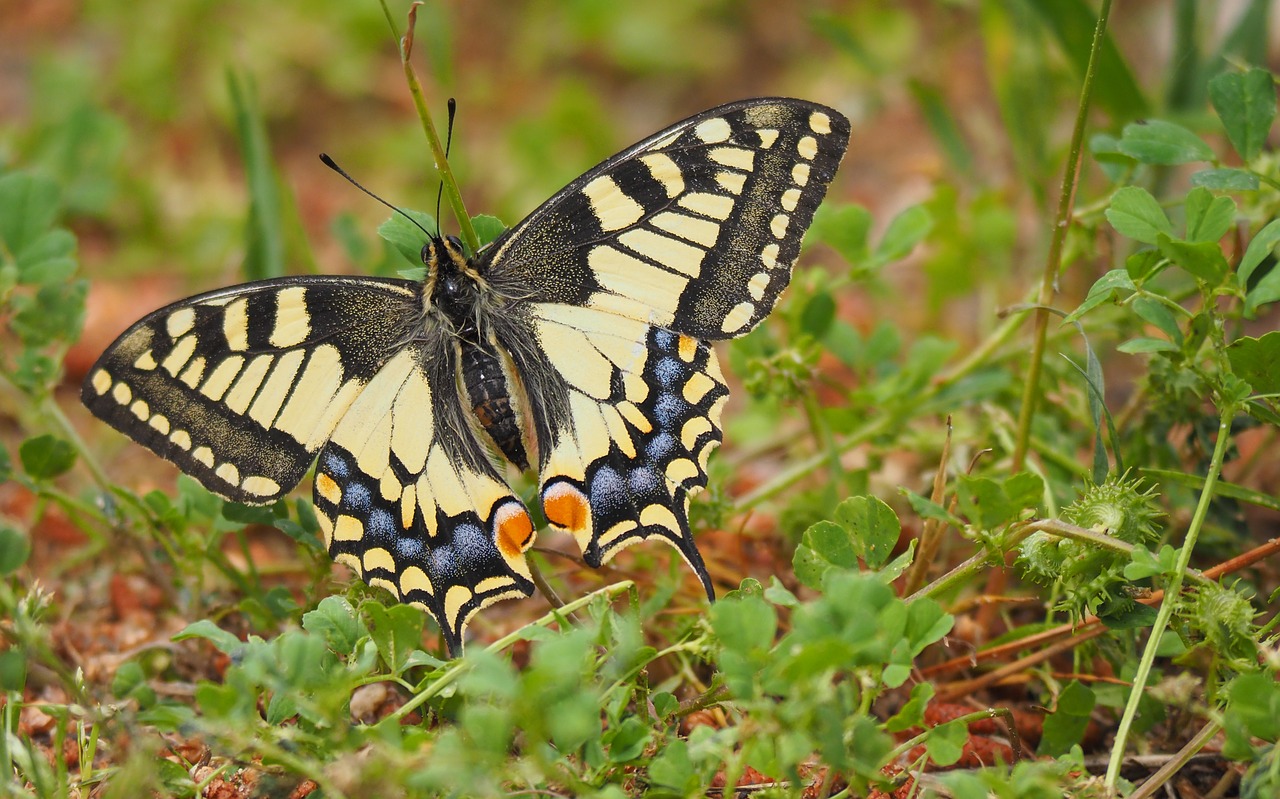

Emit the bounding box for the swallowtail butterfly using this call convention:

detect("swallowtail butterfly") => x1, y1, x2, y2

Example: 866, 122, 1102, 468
82, 98, 850, 654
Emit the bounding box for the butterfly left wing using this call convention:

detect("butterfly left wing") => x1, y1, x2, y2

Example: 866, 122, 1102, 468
311, 343, 536, 655
482, 98, 847, 592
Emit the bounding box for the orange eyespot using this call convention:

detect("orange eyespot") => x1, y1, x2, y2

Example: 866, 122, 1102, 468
493, 502, 534, 558
543, 481, 590, 533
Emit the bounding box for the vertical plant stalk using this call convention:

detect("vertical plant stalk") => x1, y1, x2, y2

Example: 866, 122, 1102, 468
1103, 410, 1233, 790
1011, 0, 1114, 471
383, 0, 480, 255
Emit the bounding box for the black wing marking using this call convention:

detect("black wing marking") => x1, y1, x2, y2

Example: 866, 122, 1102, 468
482, 97, 850, 339
82, 276, 422, 503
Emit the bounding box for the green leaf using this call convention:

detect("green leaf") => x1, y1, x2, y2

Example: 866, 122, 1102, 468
0, 172, 61, 257
1182, 187, 1235, 244
807, 202, 871, 266
174, 620, 244, 655
1131, 297, 1182, 346
1105, 186, 1170, 244
0, 648, 27, 692
833, 495, 901, 569
19, 434, 77, 480
710, 594, 776, 654
604, 716, 651, 763
1038, 680, 1096, 756
1240, 219, 1280, 314
470, 214, 506, 249
1190, 167, 1259, 191
1116, 119, 1214, 165
15, 229, 78, 285
302, 596, 367, 654
365, 601, 427, 673
800, 290, 836, 338
1118, 337, 1179, 354
1209, 68, 1276, 162
0, 526, 31, 575
1227, 331, 1280, 394
925, 719, 967, 767
1157, 234, 1228, 285
793, 520, 857, 590
885, 682, 934, 733
378, 210, 437, 267
874, 204, 932, 264
1066, 268, 1136, 322
228, 71, 285, 281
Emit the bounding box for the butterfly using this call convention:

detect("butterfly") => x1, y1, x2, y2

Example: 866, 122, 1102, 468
82, 97, 850, 654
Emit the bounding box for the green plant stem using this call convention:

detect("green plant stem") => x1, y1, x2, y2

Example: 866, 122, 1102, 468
388, 580, 634, 722
1127, 718, 1222, 799
1104, 409, 1233, 791
1012, 0, 1113, 471
392, 2, 480, 255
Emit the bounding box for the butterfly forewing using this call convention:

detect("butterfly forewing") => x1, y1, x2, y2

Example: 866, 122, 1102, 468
483, 98, 850, 338
82, 277, 423, 503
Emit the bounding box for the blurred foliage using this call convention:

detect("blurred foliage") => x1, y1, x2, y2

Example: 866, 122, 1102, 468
2, 0, 1280, 797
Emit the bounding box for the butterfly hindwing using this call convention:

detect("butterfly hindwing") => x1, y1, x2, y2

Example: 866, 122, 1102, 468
82, 276, 422, 503
311, 346, 535, 655
483, 98, 850, 338
513, 304, 728, 592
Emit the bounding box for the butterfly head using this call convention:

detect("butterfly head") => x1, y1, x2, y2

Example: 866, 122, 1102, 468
422, 234, 488, 321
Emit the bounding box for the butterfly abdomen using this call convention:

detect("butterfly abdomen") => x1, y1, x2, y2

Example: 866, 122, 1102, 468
459, 339, 531, 471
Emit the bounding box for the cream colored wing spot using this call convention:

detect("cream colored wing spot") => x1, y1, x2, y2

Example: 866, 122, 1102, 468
681, 416, 714, 449
223, 297, 250, 352
757, 128, 780, 148
650, 211, 721, 249
809, 110, 832, 134
241, 475, 281, 497
640, 153, 684, 198
582, 175, 645, 232
425, 448, 469, 517
362, 547, 395, 574
443, 585, 473, 628
160, 335, 197, 377
781, 188, 802, 212
178, 357, 206, 390
192, 446, 214, 468
315, 471, 342, 504
133, 351, 158, 371
379, 470, 401, 502
269, 286, 312, 348
148, 414, 171, 435
129, 400, 149, 421
369, 577, 397, 596
748, 272, 770, 301
677, 334, 698, 363
388, 362, 433, 473
682, 372, 717, 404
399, 483, 417, 530
91, 369, 112, 396
589, 247, 687, 319
617, 400, 653, 433
761, 243, 780, 269
709, 146, 755, 171
770, 214, 790, 239
247, 349, 305, 429
792, 162, 811, 186
273, 344, 346, 444
224, 354, 273, 415
199, 355, 245, 401
334, 552, 361, 573
111, 381, 132, 405
678, 192, 734, 221
601, 404, 636, 459
334, 514, 363, 542
597, 519, 638, 550
623, 371, 650, 403
536, 318, 614, 400
165, 307, 196, 338
400, 566, 433, 597
693, 116, 732, 143
721, 302, 756, 334
169, 429, 192, 451
317, 512, 333, 548
617, 229, 706, 277
798, 135, 818, 160
640, 503, 681, 533
715, 171, 746, 195
215, 462, 240, 486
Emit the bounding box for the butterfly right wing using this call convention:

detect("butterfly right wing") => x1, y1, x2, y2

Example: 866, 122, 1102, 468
82, 276, 426, 504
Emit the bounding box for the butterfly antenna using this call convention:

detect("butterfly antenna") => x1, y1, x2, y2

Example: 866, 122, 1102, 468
319, 153, 434, 240
434, 98, 458, 240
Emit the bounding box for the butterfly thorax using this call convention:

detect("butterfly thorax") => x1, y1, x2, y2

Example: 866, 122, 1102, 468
423, 235, 532, 472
